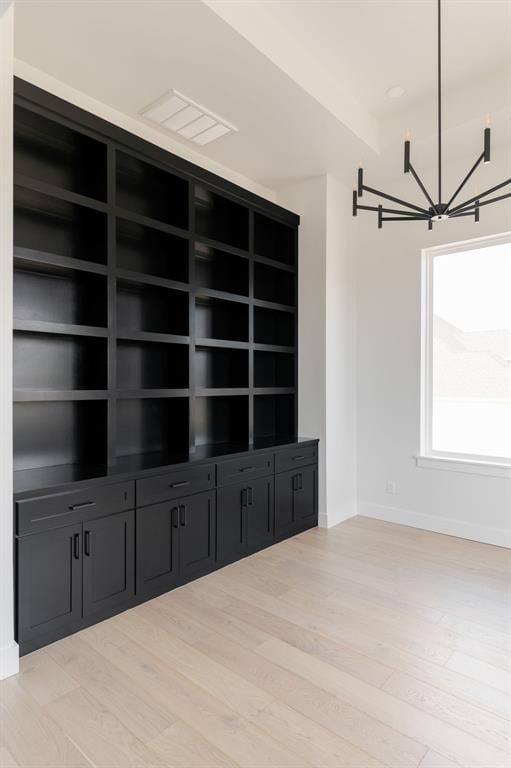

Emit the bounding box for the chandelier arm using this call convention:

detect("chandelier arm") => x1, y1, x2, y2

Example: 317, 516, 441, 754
437, 0, 442, 204
450, 191, 511, 216
444, 153, 484, 210
357, 203, 427, 217
408, 162, 438, 211
362, 184, 430, 214
448, 178, 511, 215
382, 216, 430, 222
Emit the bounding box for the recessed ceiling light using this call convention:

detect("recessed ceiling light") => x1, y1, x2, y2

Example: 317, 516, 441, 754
386, 86, 405, 99
141, 90, 237, 145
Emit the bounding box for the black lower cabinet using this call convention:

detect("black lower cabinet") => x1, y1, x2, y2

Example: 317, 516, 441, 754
178, 491, 216, 580
217, 476, 274, 564
275, 464, 318, 537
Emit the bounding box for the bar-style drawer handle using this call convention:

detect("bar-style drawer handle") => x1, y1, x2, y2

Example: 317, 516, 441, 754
239, 466, 256, 472
169, 480, 190, 488
68, 501, 96, 511
292, 456, 306, 461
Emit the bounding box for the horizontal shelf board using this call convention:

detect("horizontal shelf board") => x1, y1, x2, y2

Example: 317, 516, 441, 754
13, 319, 109, 338
14, 172, 108, 214
116, 330, 190, 345
194, 287, 249, 305
253, 254, 296, 273
253, 387, 295, 396
14, 462, 110, 495
115, 206, 189, 240
14, 247, 108, 276
194, 338, 250, 351
253, 298, 295, 313
253, 343, 295, 354
195, 388, 250, 397
116, 268, 189, 293
116, 389, 190, 399
194, 236, 249, 261
14, 389, 108, 402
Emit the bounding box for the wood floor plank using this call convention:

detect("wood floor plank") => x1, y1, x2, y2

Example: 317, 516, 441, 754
17, 647, 80, 706
0, 745, 21, 767
445, 651, 511, 694
148, 720, 239, 768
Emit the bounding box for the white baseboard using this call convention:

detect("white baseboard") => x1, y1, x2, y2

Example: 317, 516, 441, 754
319, 503, 357, 529
0, 641, 19, 680
358, 501, 511, 548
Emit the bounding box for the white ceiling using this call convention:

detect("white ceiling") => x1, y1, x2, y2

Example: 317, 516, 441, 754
14, 0, 511, 191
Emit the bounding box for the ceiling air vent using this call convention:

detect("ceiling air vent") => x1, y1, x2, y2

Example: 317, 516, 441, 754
141, 90, 238, 146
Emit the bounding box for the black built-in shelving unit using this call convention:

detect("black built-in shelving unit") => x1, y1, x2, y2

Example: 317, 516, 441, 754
13, 79, 299, 494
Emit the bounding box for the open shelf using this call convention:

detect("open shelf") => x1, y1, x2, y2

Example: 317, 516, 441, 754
116, 217, 188, 284
14, 331, 107, 391
195, 185, 248, 251
195, 395, 248, 447
195, 295, 248, 343
116, 151, 188, 230
14, 105, 107, 201
14, 400, 107, 472
254, 262, 295, 306
14, 261, 107, 329
254, 306, 294, 346
195, 346, 248, 389
254, 213, 295, 266
254, 394, 295, 442
14, 186, 107, 265
195, 242, 248, 296
254, 350, 295, 388
117, 339, 188, 390
117, 279, 188, 337
116, 397, 189, 459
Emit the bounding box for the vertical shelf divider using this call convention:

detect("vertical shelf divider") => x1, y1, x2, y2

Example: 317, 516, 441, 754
107, 143, 117, 467
248, 209, 255, 446
188, 183, 196, 454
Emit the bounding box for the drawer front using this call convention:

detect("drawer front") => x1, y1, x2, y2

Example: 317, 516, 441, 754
217, 453, 274, 487
275, 444, 317, 474
136, 464, 214, 508
17, 481, 135, 536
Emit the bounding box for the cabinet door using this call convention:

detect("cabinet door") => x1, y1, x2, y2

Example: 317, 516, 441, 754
18, 523, 82, 647
83, 510, 135, 618
136, 502, 179, 598
216, 481, 247, 564
178, 491, 216, 581
275, 465, 317, 537
274, 469, 296, 537
293, 465, 318, 528
246, 476, 274, 553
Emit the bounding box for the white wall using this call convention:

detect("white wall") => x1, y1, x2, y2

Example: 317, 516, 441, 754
356, 152, 511, 547
278, 176, 357, 527
0, 0, 17, 680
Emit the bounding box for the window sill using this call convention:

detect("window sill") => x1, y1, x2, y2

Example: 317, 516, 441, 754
415, 455, 511, 479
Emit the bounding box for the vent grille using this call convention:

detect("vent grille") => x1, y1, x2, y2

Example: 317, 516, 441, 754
141, 90, 237, 146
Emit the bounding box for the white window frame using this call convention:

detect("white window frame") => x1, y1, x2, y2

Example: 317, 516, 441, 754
418, 231, 511, 479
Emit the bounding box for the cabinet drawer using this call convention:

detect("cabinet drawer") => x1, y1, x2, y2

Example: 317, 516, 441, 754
136, 464, 214, 508
17, 481, 135, 536
275, 444, 317, 474
217, 452, 274, 487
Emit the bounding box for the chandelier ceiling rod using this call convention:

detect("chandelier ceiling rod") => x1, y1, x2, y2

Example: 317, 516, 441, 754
352, 0, 511, 229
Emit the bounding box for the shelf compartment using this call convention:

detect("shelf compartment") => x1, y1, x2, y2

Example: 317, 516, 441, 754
195, 186, 248, 251
254, 213, 295, 266
254, 262, 295, 306
195, 346, 248, 389
116, 397, 189, 459
14, 105, 107, 201
117, 280, 188, 337
14, 331, 107, 391
14, 186, 107, 265
254, 394, 295, 442
116, 151, 188, 229
14, 400, 107, 472
195, 296, 248, 343
14, 261, 107, 328
116, 218, 188, 284
195, 395, 248, 447
117, 339, 188, 390
254, 350, 295, 388
195, 242, 248, 296
254, 306, 294, 346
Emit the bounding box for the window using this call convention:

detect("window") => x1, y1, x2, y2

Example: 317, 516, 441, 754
420, 233, 511, 475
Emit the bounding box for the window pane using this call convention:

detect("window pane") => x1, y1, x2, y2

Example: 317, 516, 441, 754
432, 241, 511, 459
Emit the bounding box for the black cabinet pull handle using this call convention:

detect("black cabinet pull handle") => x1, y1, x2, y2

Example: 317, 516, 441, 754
172, 507, 179, 528
293, 475, 299, 491
292, 456, 305, 462
84, 530, 91, 557
241, 488, 247, 507
73, 533, 80, 560
169, 480, 190, 488
298, 473, 303, 490
69, 501, 96, 511
180, 504, 187, 526
248, 486, 253, 506
239, 466, 256, 473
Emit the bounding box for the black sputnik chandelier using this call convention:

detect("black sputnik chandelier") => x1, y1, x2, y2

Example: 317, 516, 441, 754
352, 0, 511, 230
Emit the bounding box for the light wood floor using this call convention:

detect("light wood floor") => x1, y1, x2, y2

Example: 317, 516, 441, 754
1, 516, 510, 768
